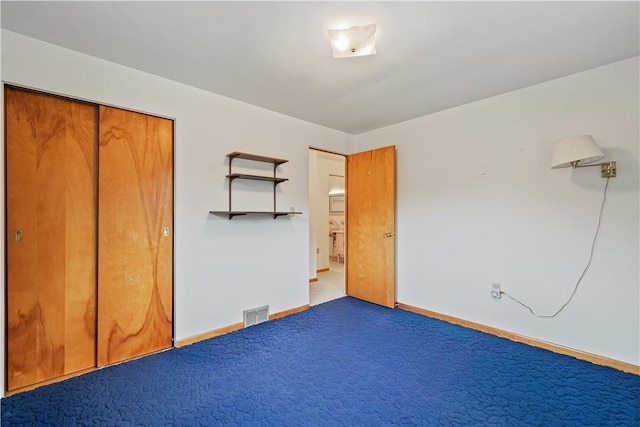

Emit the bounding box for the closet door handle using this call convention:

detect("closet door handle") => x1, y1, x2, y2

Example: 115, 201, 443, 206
14, 230, 23, 242
163, 226, 170, 237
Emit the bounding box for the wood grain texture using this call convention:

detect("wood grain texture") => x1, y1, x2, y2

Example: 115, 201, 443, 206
175, 323, 244, 348
6, 88, 97, 390
269, 304, 309, 320
346, 146, 396, 308
97, 106, 173, 366
4, 367, 96, 396
397, 303, 640, 375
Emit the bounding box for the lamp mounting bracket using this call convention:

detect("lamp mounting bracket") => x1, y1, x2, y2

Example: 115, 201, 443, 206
570, 161, 617, 178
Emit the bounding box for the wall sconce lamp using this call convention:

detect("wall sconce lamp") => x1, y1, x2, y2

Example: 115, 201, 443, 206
327, 23, 377, 58
502, 134, 616, 318
550, 135, 616, 177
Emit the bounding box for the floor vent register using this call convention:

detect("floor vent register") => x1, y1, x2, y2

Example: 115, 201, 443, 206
243, 305, 269, 328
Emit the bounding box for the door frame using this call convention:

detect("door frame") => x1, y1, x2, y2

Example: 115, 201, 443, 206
308, 145, 397, 308
308, 147, 347, 290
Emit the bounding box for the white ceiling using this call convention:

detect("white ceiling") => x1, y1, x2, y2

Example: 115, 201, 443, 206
2, 1, 639, 135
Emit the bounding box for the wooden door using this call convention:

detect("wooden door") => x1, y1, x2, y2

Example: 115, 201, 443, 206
97, 106, 173, 366
5, 88, 98, 390
346, 146, 396, 308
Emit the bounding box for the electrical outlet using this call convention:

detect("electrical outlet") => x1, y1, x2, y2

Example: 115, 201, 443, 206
491, 283, 502, 299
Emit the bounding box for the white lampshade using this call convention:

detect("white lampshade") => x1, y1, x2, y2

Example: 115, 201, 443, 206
550, 135, 605, 169
327, 23, 377, 58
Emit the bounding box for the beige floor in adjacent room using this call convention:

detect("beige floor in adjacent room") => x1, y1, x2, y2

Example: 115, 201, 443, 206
310, 262, 345, 306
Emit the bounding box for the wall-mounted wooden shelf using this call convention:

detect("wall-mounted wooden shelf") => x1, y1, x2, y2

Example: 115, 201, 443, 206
227, 173, 288, 184
211, 151, 302, 220
227, 151, 288, 166
209, 210, 302, 219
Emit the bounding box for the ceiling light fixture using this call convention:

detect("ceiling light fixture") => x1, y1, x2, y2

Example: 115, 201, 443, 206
327, 23, 377, 58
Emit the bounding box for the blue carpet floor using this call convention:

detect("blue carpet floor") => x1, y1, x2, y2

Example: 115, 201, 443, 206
2, 297, 639, 426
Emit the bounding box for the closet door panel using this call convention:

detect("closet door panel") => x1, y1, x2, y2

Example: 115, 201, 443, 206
64, 102, 99, 372
98, 106, 173, 366
5, 88, 97, 390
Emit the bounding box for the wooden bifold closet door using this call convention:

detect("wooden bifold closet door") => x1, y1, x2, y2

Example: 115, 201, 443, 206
5, 88, 98, 391
97, 105, 173, 366
5, 88, 173, 391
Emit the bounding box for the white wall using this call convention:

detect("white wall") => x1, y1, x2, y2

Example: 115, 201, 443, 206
355, 57, 640, 365
0, 30, 354, 397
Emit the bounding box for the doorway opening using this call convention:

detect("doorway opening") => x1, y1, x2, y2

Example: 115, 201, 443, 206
309, 148, 346, 306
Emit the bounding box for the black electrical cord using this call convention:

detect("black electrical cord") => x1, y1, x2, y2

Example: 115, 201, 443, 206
501, 177, 610, 318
